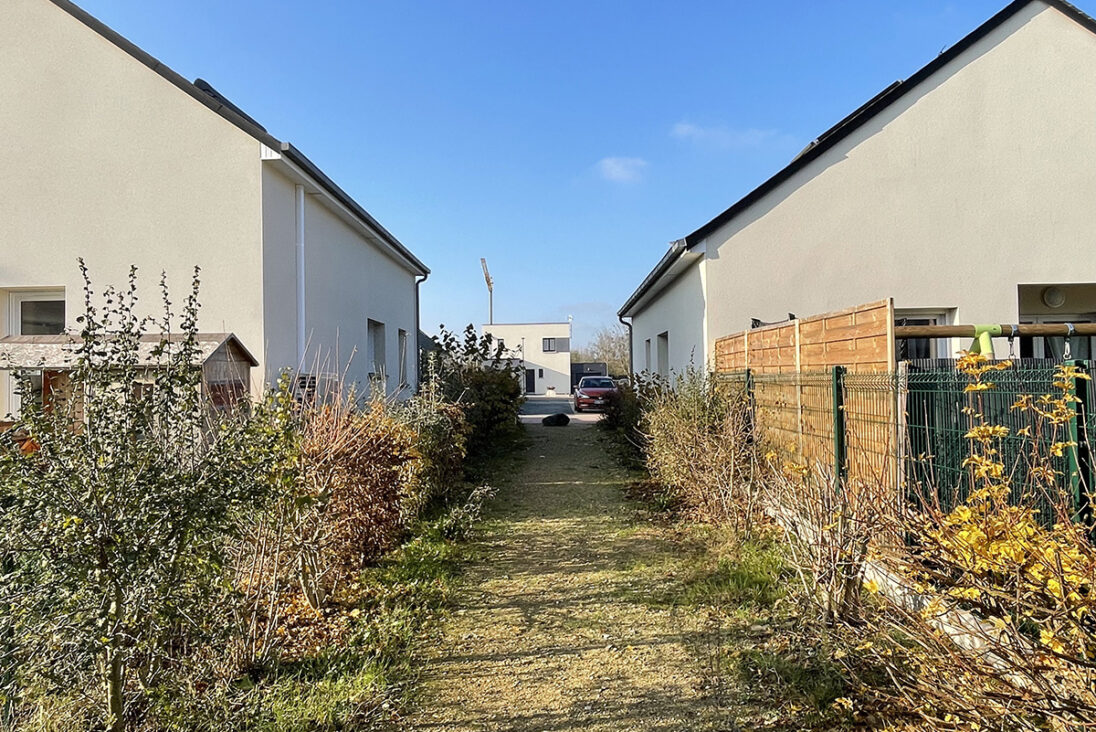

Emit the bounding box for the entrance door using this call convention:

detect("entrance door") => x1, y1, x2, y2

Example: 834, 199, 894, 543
525, 369, 536, 394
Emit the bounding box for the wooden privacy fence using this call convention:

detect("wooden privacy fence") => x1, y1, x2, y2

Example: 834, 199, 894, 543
714, 299, 902, 489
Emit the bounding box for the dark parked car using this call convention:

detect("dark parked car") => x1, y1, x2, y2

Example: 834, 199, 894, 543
573, 376, 618, 412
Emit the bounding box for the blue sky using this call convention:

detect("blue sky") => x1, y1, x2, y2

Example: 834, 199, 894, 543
76, 0, 1033, 347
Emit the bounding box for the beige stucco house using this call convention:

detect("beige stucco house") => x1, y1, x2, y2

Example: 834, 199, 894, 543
620, 0, 1096, 376
482, 322, 572, 395
0, 0, 429, 414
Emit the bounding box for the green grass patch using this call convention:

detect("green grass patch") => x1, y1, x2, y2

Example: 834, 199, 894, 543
736, 647, 849, 713
683, 537, 787, 609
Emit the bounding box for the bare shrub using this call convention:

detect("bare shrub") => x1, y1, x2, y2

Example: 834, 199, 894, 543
765, 463, 885, 626
231, 388, 427, 664
642, 367, 762, 533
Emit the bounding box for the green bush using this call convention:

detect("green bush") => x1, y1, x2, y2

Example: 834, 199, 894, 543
0, 264, 293, 731
599, 372, 666, 467
426, 325, 524, 462
390, 371, 470, 515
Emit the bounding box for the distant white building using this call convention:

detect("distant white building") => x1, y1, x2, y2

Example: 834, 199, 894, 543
482, 322, 572, 395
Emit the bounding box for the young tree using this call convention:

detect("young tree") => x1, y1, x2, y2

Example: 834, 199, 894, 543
588, 323, 630, 376
0, 262, 291, 731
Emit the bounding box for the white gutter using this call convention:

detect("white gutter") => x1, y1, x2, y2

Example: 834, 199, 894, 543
295, 184, 306, 365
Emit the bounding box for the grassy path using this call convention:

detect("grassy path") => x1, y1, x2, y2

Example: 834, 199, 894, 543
405, 421, 726, 731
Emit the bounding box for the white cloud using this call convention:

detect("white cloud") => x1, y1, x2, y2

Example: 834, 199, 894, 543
595, 156, 648, 183
671, 122, 795, 150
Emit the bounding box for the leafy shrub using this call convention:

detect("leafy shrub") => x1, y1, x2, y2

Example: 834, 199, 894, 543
0, 264, 292, 731
390, 372, 470, 517
427, 325, 524, 462
600, 373, 668, 468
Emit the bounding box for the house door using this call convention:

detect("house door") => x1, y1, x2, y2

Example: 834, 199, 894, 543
525, 369, 536, 394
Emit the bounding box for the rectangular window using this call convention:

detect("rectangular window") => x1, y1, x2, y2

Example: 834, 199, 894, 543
398, 329, 408, 386
538, 368, 544, 378
542, 338, 556, 353
895, 310, 951, 361
644, 339, 652, 372
368, 319, 386, 383
7, 290, 66, 415
10, 291, 65, 336
656, 332, 669, 378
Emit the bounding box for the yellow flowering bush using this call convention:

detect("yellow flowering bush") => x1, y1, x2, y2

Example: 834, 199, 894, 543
850, 354, 1096, 728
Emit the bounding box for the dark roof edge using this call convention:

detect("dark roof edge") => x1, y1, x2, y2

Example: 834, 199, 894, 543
682, 0, 1096, 248
617, 239, 688, 317
48, 0, 429, 277
281, 144, 429, 275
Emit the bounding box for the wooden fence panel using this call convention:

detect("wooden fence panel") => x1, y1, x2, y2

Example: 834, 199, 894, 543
713, 299, 899, 488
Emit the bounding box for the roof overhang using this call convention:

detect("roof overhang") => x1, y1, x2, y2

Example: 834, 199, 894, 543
618, 239, 703, 318
0, 333, 258, 370
263, 144, 429, 277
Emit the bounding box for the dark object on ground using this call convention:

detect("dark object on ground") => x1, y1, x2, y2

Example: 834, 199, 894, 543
542, 413, 570, 427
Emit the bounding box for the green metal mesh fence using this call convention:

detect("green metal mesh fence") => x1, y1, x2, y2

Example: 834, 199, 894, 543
719, 360, 1092, 526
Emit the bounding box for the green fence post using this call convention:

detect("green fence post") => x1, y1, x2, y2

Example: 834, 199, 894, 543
744, 367, 755, 439
1066, 360, 1092, 527
832, 365, 847, 487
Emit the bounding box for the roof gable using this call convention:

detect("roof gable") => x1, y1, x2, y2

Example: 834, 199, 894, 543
47, 0, 429, 276
683, 0, 1096, 248
619, 0, 1096, 317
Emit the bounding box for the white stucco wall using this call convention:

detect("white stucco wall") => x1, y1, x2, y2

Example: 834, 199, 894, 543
627, 2, 1096, 369
702, 1, 1096, 357
630, 258, 708, 377
294, 183, 420, 397
482, 322, 572, 395
0, 0, 265, 412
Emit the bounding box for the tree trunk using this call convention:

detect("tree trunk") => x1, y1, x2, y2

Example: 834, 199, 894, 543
105, 583, 125, 732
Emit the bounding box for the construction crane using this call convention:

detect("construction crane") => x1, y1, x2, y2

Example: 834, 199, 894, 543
480, 258, 494, 325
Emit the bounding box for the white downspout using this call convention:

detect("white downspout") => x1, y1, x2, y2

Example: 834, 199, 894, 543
295, 184, 306, 367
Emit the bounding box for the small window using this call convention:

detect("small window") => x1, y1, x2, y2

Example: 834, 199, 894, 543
656, 332, 669, 378
538, 368, 544, 378
542, 338, 556, 353
368, 319, 386, 382
895, 311, 950, 361
10, 291, 65, 336
644, 339, 651, 372
398, 329, 408, 386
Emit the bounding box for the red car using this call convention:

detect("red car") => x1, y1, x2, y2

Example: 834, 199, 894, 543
573, 376, 618, 412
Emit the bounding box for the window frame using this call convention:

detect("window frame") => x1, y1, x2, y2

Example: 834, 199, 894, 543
9, 289, 65, 337
7, 289, 66, 415
895, 308, 952, 361
397, 329, 409, 388
542, 337, 556, 353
